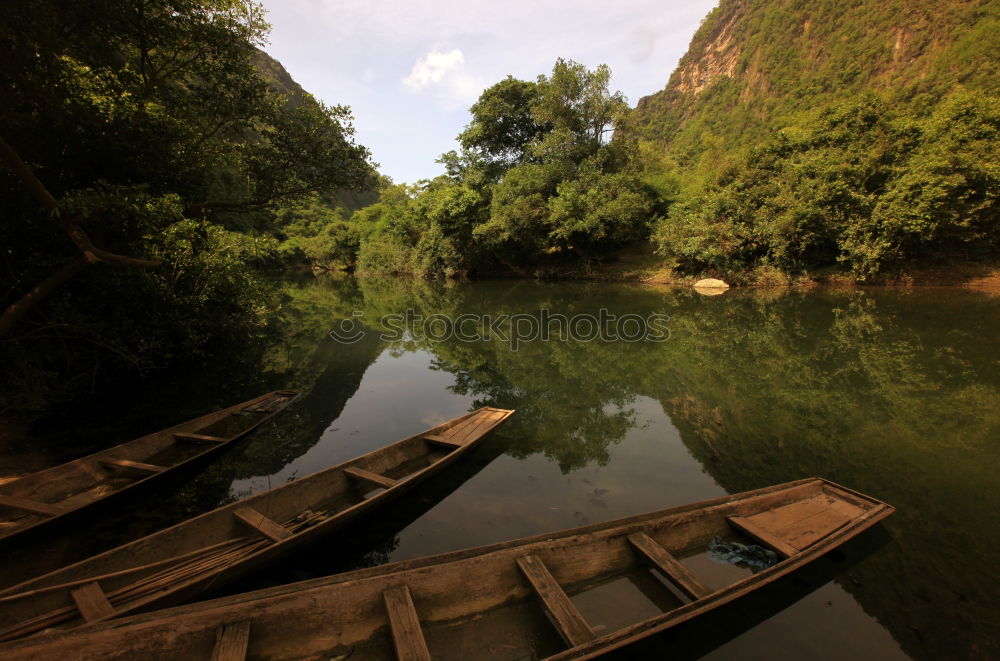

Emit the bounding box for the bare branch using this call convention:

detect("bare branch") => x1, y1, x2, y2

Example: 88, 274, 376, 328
0, 257, 90, 339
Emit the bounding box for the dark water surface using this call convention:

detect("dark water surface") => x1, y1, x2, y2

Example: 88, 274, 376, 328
5, 277, 999, 659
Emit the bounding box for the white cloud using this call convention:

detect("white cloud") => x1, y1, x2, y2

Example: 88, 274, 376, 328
403, 49, 466, 91
402, 48, 483, 108
263, 0, 720, 182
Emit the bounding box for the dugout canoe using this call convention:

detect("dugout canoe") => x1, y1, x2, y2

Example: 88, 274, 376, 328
0, 477, 892, 660
0, 406, 514, 642
0, 390, 299, 549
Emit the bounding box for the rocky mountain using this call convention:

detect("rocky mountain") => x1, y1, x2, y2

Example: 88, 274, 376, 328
632, 0, 999, 164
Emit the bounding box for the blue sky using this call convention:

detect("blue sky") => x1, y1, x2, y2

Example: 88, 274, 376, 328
259, 1, 718, 184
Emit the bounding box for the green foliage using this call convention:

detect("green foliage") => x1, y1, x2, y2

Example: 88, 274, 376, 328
654, 92, 1000, 277
0, 0, 373, 409
352, 59, 656, 275
457, 76, 548, 179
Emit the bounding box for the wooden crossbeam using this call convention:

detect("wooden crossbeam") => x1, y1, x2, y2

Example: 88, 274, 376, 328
173, 432, 227, 443
422, 433, 462, 448
98, 458, 165, 474
233, 507, 293, 543
344, 467, 398, 490
627, 532, 711, 600
211, 620, 252, 661
517, 555, 595, 647
0, 494, 66, 517
69, 582, 114, 623
383, 585, 431, 661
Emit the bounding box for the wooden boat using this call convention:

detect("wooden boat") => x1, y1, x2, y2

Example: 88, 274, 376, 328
0, 477, 892, 660
0, 390, 299, 549
0, 406, 514, 642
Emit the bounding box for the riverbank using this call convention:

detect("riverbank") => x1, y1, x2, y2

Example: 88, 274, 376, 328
508, 244, 1000, 292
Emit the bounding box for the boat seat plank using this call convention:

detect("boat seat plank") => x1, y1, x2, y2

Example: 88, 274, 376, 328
97, 458, 166, 474
344, 467, 398, 490
383, 585, 431, 661
422, 433, 463, 448
728, 516, 799, 557
779, 508, 853, 550
447, 410, 505, 445
729, 493, 865, 555
69, 582, 114, 623
233, 507, 293, 542
173, 432, 227, 443
0, 494, 66, 517
627, 532, 711, 600
211, 620, 252, 661
517, 554, 595, 647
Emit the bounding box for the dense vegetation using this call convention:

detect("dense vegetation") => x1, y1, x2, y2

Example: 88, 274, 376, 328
0, 0, 373, 408
300, 59, 662, 279
302, 0, 999, 282
3, 0, 999, 411
634, 0, 1000, 280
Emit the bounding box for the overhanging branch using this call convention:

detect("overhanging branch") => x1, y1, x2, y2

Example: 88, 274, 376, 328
0, 136, 160, 270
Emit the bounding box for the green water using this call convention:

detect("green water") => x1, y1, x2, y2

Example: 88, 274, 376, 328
7, 277, 1000, 659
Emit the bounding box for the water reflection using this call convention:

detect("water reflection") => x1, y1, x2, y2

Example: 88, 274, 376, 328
6, 276, 999, 659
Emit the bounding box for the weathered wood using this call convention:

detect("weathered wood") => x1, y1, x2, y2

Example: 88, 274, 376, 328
172, 432, 227, 443
97, 458, 165, 474
69, 582, 114, 623
344, 466, 398, 490
233, 507, 293, 543
0, 494, 65, 517
0, 478, 891, 661
728, 515, 799, 557
383, 585, 430, 661
0, 391, 299, 550
0, 407, 515, 644
517, 554, 595, 647
211, 620, 251, 661
627, 532, 711, 600
422, 433, 463, 448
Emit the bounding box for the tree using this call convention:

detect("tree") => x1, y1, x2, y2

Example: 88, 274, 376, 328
456, 77, 549, 179
0, 0, 373, 338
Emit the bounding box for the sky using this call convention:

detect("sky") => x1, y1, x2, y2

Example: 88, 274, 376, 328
259, 0, 719, 184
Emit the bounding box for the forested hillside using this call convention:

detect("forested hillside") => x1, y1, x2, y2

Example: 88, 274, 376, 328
632, 0, 1000, 280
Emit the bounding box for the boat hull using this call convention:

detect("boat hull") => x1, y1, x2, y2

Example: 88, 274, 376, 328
0, 477, 892, 660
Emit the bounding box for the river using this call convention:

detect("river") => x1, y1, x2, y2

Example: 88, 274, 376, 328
4, 276, 998, 659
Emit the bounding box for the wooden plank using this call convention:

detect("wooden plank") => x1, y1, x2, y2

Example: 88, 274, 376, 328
516, 554, 595, 647
627, 532, 711, 600
383, 585, 431, 661
422, 433, 463, 448
233, 507, 293, 543
344, 466, 398, 490
69, 582, 114, 623
446, 410, 504, 445
728, 516, 799, 557
211, 620, 251, 661
97, 458, 165, 474
0, 494, 65, 517
173, 432, 227, 443
780, 507, 853, 551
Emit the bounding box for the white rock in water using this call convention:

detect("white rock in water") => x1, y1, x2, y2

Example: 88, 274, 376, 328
693, 278, 730, 290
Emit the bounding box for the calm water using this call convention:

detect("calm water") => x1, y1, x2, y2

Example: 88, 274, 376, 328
4, 277, 999, 659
